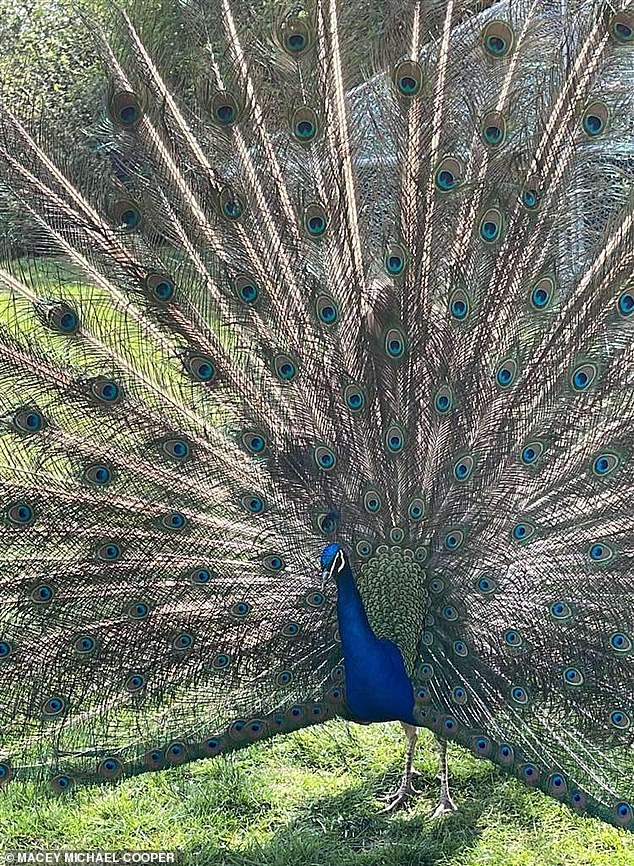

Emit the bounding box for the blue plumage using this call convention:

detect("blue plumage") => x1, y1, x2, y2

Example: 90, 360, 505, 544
323, 544, 416, 725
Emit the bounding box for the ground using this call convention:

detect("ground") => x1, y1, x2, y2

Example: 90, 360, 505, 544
2, 722, 634, 865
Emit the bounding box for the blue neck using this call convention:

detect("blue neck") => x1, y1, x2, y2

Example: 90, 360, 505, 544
335, 561, 416, 725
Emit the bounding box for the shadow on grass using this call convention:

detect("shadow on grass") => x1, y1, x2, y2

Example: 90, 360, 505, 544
178, 757, 503, 866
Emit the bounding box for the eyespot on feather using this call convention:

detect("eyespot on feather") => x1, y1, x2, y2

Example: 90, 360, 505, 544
393, 60, 424, 98
303, 203, 328, 238
479, 208, 503, 243
434, 156, 464, 192
219, 187, 246, 221
211, 91, 241, 126
112, 199, 142, 231
609, 10, 634, 42
291, 106, 319, 142
144, 272, 175, 303
482, 20, 514, 57
582, 101, 609, 137
481, 110, 506, 147
109, 90, 143, 126
278, 15, 313, 57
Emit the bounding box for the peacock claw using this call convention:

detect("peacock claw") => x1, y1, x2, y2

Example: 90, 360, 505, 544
429, 794, 458, 819
378, 781, 421, 813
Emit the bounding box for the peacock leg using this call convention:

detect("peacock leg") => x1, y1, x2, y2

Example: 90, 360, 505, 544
379, 722, 422, 813
429, 736, 458, 818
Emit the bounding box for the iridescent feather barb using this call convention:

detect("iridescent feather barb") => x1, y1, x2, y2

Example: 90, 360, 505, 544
0, 0, 633, 831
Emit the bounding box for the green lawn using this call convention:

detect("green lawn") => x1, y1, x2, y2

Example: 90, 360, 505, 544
2, 722, 634, 865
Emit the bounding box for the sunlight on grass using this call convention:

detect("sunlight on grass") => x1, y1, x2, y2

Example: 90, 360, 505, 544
3, 722, 634, 866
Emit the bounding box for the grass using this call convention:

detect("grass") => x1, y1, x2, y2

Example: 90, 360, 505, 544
2, 722, 634, 866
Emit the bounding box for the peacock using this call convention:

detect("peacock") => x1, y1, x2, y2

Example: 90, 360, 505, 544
0, 0, 633, 830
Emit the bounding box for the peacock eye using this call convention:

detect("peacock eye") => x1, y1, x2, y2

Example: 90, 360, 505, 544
408, 496, 425, 521
98, 757, 123, 779
127, 601, 149, 619
393, 60, 423, 97
511, 520, 536, 542
355, 539, 372, 557
109, 90, 143, 125
434, 385, 454, 414
530, 277, 555, 310
435, 157, 464, 192
173, 633, 194, 650
211, 91, 240, 126
314, 445, 336, 471
303, 203, 328, 237
563, 666, 584, 686
125, 674, 146, 692
274, 354, 298, 382
162, 511, 187, 530
570, 362, 598, 392
7, 502, 35, 526
385, 424, 405, 453
183, 352, 216, 383
262, 554, 284, 571
511, 685, 528, 703
242, 431, 267, 455
449, 289, 470, 321
481, 111, 506, 147
316, 295, 338, 324
479, 208, 503, 242
74, 635, 96, 655
384, 244, 407, 276
12, 407, 45, 433
344, 383, 366, 411
582, 102, 608, 137
444, 529, 464, 550
282, 622, 300, 637
476, 574, 496, 593
235, 275, 260, 305
190, 567, 212, 584
43, 696, 66, 716
363, 490, 382, 513
31, 583, 54, 603
0, 640, 13, 659
495, 358, 517, 387
84, 463, 113, 486
89, 377, 122, 404
610, 11, 634, 42
592, 452, 620, 477
279, 16, 313, 56
317, 512, 337, 534
241, 493, 266, 514
453, 455, 474, 481
219, 186, 245, 221
38, 301, 79, 334
96, 542, 122, 561
291, 106, 319, 142
482, 20, 514, 57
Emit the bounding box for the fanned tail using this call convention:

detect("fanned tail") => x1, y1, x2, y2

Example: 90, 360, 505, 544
0, 0, 633, 831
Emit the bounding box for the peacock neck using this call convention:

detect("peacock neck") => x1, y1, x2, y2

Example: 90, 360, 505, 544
335, 560, 416, 726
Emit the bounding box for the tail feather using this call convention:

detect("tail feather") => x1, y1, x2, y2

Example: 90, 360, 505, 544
0, 0, 633, 830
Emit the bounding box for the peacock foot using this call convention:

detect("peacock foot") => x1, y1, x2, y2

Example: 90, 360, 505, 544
378, 779, 422, 813
429, 793, 458, 819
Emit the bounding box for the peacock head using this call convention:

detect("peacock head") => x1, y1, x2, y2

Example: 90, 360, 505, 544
321, 543, 350, 584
